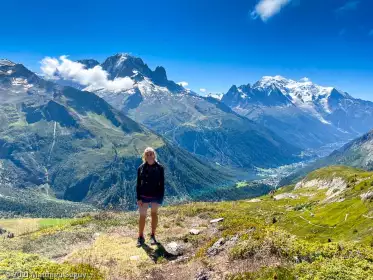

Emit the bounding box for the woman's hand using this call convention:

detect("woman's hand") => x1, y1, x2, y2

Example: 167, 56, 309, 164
137, 200, 143, 207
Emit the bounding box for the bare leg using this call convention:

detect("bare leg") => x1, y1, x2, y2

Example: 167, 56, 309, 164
138, 202, 149, 237
150, 202, 159, 235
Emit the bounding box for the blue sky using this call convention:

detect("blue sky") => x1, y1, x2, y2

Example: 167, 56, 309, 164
1, 0, 373, 99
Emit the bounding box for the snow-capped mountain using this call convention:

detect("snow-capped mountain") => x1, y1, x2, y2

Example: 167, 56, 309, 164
49, 53, 302, 170
221, 76, 373, 149
0, 59, 236, 209
253, 76, 352, 124
83, 53, 189, 95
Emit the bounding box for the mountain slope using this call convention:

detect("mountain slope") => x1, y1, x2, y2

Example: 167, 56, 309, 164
280, 129, 373, 186
325, 129, 373, 170
221, 76, 373, 150
54, 54, 302, 170
2, 166, 373, 279
0, 60, 235, 211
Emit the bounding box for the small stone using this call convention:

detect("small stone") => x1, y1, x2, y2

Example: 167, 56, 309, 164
210, 218, 224, 223
190, 229, 201, 235
93, 232, 100, 238
130, 255, 140, 261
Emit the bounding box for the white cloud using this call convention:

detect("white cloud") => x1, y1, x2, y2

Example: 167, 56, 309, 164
336, 1, 360, 14
40, 55, 133, 93
251, 0, 292, 22
177, 81, 189, 87
299, 77, 311, 83
199, 88, 207, 93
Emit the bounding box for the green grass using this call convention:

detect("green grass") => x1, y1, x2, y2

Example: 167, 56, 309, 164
305, 165, 371, 182
38, 219, 74, 229
0, 251, 103, 280
2, 165, 373, 279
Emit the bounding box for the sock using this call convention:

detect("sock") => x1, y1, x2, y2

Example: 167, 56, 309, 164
139, 233, 144, 238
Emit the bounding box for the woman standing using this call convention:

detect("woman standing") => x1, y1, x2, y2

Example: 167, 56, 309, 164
136, 147, 165, 247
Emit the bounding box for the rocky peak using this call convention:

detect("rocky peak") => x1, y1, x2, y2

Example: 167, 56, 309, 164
0, 60, 43, 87
101, 53, 152, 79
221, 85, 244, 106
152, 66, 168, 84
77, 59, 100, 69
227, 85, 239, 94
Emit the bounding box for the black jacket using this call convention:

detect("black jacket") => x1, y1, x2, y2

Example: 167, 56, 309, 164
136, 161, 165, 201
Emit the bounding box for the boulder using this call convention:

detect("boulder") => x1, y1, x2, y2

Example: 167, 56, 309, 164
165, 241, 184, 256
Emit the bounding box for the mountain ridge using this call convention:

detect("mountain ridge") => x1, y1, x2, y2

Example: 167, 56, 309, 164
45, 54, 302, 170
221, 75, 373, 149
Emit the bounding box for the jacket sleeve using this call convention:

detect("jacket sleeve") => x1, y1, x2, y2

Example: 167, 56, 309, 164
136, 166, 141, 200
159, 165, 165, 199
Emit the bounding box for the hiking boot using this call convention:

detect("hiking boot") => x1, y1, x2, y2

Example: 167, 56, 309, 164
136, 236, 145, 247
150, 234, 158, 245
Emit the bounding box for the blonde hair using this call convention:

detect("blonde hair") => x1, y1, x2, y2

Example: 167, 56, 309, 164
141, 147, 157, 163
